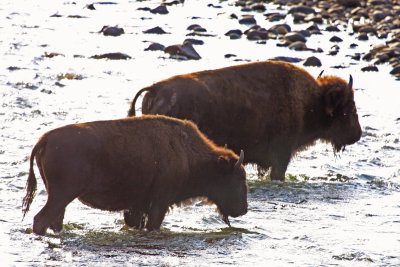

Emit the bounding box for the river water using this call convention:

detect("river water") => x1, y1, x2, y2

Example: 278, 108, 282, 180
1, 0, 399, 266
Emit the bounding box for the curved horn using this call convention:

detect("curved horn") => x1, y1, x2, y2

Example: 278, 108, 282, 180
317, 70, 324, 79
234, 150, 244, 170
347, 75, 353, 89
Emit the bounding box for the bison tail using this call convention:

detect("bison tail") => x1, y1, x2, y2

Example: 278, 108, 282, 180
128, 87, 152, 117
22, 136, 47, 220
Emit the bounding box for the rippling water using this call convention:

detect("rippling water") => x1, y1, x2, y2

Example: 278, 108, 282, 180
1, 0, 399, 266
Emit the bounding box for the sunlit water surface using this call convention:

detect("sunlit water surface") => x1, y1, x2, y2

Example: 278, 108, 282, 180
1, 0, 399, 266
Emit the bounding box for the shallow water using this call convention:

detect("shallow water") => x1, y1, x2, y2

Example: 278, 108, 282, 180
1, 0, 399, 266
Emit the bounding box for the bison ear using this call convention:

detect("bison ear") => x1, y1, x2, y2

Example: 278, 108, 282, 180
324, 87, 345, 117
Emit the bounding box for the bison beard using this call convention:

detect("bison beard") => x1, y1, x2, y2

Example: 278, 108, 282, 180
22, 115, 248, 235
128, 60, 362, 181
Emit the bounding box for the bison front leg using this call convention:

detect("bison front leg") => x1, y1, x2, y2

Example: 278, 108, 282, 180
49, 209, 65, 233
145, 203, 169, 231
124, 209, 146, 229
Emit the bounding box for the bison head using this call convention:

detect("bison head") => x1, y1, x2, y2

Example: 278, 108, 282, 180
321, 75, 362, 152
209, 150, 248, 226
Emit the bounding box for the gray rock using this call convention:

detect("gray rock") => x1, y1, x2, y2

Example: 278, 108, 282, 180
303, 56, 322, 67
164, 42, 201, 60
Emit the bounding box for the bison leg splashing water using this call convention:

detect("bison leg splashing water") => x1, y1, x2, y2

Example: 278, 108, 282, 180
129, 60, 362, 181
22, 115, 248, 235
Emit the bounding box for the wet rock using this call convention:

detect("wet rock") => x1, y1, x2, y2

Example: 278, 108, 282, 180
288, 41, 308, 51
325, 25, 340, 32
225, 29, 243, 39
144, 42, 165, 51
357, 34, 369, 41
150, 5, 169, 14
99, 26, 124, 36
390, 66, 400, 75
284, 32, 306, 43
224, 54, 237, 58
164, 41, 201, 60
304, 14, 323, 24
361, 65, 379, 72
265, 12, 286, 22
143, 26, 168, 34
187, 24, 207, 32
330, 36, 343, 42
269, 24, 291, 35
303, 56, 322, 67
239, 15, 256, 25
288, 6, 316, 15
184, 38, 204, 45
90, 52, 131, 60
246, 28, 269, 41
270, 56, 303, 63
337, 0, 361, 7
250, 3, 266, 12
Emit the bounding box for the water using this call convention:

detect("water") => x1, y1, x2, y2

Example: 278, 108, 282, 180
1, 0, 399, 266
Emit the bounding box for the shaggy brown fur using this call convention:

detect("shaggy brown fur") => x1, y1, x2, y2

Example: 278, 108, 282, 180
22, 115, 247, 235
128, 60, 362, 181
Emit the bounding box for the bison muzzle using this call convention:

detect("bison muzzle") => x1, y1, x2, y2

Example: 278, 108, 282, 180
128, 60, 362, 181
22, 115, 248, 235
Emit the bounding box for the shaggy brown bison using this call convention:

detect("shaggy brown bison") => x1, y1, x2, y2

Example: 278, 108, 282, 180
128, 60, 362, 181
22, 115, 247, 235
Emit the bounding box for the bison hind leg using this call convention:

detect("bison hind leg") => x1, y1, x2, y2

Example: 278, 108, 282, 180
49, 209, 65, 233
124, 209, 146, 230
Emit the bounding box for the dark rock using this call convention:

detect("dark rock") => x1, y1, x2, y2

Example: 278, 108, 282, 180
284, 32, 307, 43
90, 52, 131, 60
184, 38, 204, 45
224, 54, 237, 58
288, 41, 308, 51
86, 4, 96, 10
225, 29, 243, 39
270, 56, 303, 63
361, 65, 379, 72
99, 26, 124, 36
265, 13, 286, 22
390, 66, 400, 75
288, 6, 316, 15
357, 34, 369, 41
239, 15, 256, 25
144, 42, 165, 51
246, 28, 269, 40
143, 26, 168, 34
350, 43, 358, 48
150, 5, 168, 14
325, 25, 340, 32
304, 14, 323, 24
269, 24, 291, 35
330, 36, 343, 42
164, 42, 201, 60
250, 3, 266, 12
303, 56, 322, 67
337, 0, 361, 7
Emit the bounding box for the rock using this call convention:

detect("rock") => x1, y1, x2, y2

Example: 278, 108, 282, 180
265, 13, 286, 22
337, 0, 361, 7
225, 54, 237, 58
239, 15, 256, 25
284, 32, 307, 43
150, 5, 168, 14
184, 38, 204, 45
361, 65, 379, 72
288, 6, 316, 15
269, 24, 291, 35
288, 41, 308, 51
390, 66, 400, 75
90, 52, 131, 60
325, 25, 340, 32
99, 26, 124, 36
246, 28, 269, 40
270, 56, 303, 63
330, 36, 343, 42
303, 56, 322, 67
357, 34, 369, 41
144, 42, 165, 51
164, 42, 201, 60
225, 29, 243, 39
143, 26, 168, 34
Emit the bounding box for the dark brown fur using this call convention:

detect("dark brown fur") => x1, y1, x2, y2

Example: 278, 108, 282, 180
128, 60, 362, 181
22, 115, 247, 235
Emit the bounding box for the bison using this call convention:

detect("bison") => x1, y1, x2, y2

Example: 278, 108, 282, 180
22, 115, 247, 235
128, 60, 362, 181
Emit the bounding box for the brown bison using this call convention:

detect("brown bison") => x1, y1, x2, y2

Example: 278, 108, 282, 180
22, 115, 247, 235
128, 60, 362, 181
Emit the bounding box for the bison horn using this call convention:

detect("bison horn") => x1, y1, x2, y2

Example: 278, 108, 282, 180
347, 75, 353, 89
317, 70, 324, 79
234, 150, 244, 170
